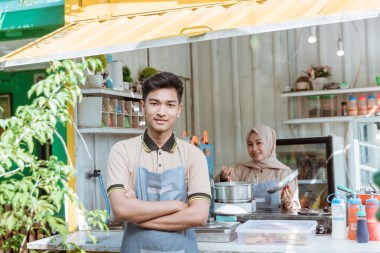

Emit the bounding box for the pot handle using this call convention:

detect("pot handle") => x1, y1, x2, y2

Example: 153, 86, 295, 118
210, 178, 215, 199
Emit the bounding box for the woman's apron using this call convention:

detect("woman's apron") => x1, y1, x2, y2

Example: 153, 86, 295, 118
120, 143, 199, 253
253, 171, 280, 209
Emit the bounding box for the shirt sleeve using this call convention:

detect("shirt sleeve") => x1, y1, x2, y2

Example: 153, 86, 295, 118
106, 141, 130, 196
186, 145, 211, 204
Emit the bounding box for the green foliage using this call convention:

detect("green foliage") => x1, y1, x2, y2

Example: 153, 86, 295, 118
0, 59, 108, 251
122, 65, 133, 83
374, 172, 380, 221
85, 55, 107, 73
139, 67, 159, 80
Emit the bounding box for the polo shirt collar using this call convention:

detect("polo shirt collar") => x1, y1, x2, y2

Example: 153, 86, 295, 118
142, 130, 177, 153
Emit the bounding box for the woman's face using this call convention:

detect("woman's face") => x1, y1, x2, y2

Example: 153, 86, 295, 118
247, 132, 267, 162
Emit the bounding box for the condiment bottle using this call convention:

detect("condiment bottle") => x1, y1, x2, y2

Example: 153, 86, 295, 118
356, 204, 369, 243
365, 193, 380, 241
348, 95, 358, 116
357, 94, 367, 115
348, 194, 361, 240
367, 95, 377, 115
341, 101, 348, 116
330, 192, 347, 240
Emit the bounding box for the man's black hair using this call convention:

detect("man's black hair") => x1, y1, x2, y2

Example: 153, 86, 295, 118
142, 72, 184, 103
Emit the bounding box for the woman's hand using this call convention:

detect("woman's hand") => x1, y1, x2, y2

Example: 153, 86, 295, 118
220, 166, 234, 182
281, 185, 294, 209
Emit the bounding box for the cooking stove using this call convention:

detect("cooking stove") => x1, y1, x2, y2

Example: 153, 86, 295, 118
210, 207, 332, 234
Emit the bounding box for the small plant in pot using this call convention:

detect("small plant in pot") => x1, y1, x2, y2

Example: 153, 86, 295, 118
86, 55, 108, 88
136, 67, 159, 94
295, 75, 310, 91
139, 67, 159, 81
304, 65, 332, 91
122, 65, 133, 91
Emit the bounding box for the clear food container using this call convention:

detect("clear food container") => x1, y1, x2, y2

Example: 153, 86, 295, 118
307, 95, 321, 118
321, 94, 337, 117
236, 220, 317, 245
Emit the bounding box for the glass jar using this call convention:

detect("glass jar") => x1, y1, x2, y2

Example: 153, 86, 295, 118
307, 95, 321, 118
321, 94, 337, 117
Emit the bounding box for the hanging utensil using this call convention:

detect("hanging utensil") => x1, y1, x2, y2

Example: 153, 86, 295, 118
337, 185, 355, 194
267, 170, 299, 194
368, 181, 377, 192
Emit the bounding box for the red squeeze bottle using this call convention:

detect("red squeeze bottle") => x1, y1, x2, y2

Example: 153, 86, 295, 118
348, 194, 361, 240
365, 193, 380, 241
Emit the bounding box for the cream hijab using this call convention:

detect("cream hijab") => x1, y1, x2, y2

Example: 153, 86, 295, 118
242, 124, 289, 171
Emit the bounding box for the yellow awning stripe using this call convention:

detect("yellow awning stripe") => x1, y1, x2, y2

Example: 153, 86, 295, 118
1, 0, 380, 69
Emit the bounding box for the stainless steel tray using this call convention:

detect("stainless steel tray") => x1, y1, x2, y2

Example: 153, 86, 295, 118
194, 221, 240, 242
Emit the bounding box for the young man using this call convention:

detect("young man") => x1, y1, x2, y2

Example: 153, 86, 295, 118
107, 72, 211, 252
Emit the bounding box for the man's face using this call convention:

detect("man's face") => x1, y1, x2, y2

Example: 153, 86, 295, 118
141, 88, 182, 135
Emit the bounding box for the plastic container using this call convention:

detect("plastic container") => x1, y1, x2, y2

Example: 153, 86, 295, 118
348, 194, 361, 240
358, 94, 367, 115
321, 95, 337, 117
329, 192, 347, 240
365, 193, 380, 241
236, 220, 317, 245
307, 95, 321, 118
348, 95, 358, 116
367, 95, 377, 115
356, 204, 369, 243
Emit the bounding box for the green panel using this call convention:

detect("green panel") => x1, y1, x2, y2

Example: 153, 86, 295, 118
0, 3, 64, 41
0, 5, 64, 30
0, 69, 67, 219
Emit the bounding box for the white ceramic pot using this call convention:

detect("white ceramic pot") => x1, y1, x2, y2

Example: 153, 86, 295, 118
312, 77, 328, 91
87, 74, 103, 88
123, 81, 130, 91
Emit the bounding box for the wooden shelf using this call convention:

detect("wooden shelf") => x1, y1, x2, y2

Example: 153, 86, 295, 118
81, 88, 142, 100
78, 127, 144, 134
281, 86, 380, 97
283, 115, 380, 124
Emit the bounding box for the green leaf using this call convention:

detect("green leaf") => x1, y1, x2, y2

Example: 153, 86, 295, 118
26, 138, 34, 154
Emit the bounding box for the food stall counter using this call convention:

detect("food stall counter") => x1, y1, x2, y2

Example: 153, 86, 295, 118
27, 230, 380, 253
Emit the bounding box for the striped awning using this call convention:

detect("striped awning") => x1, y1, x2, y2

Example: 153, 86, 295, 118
1, 0, 380, 69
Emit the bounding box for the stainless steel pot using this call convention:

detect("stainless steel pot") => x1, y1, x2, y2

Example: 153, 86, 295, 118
213, 181, 255, 203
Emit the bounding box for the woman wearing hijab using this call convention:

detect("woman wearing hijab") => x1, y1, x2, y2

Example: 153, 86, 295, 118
219, 124, 300, 210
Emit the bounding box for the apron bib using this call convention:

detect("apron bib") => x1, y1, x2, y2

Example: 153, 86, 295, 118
121, 141, 198, 253
253, 171, 280, 209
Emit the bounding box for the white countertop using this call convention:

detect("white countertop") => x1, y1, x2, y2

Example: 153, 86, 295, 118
27, 230, 380, 253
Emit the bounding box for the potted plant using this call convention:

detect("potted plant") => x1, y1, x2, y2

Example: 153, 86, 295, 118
304, 65, 332, 91
139, 67, 159, 81
86, 54, 108, 88
122, 65, 133, 91
136, 67, 159, 94
0, 59, 108, 252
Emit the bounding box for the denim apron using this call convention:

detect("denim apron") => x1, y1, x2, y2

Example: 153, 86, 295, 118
253, 171, 280, 209
120, 143, 199, 253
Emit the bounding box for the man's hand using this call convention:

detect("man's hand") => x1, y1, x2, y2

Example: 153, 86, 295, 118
124, 185, 136, 199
